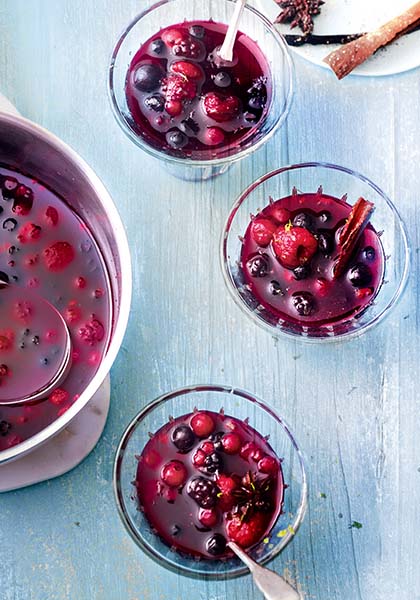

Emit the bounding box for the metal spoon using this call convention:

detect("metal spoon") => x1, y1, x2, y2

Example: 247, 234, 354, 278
0, 281, 72, 405
228, 542, 301, 600
217, 0, 247, 64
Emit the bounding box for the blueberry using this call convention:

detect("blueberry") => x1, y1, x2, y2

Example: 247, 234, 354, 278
364, 246, 375, 261
247, 254, 269, 278
144, 94, 165, 112
348, 263, 372, 287
269, 280, 283, 296
32, 335, 40, 345
0, 420, 11, 436
166, 130, 188, 150
187, 477, 218, 508
179, 117, 200, 135
317, 232, 334, 255
248, 95, 265, 110
292, 291, 315, 316
293, 212, 314, 230
150, 38, 165, 55
2, 218, 17, 231
133, 63, 163, 92
200, 452, 223, 475
293, 264, 311, 280
206, 534, 227, 556
189, 25, 205, 38
319, 211, 331, 223
214, 71, 231, 88
171, 424, 195, 452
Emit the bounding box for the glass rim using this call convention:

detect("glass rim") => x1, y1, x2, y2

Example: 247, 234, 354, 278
220, 161, 411, 343
113, 383, 308, 580
107, 0, 294, 168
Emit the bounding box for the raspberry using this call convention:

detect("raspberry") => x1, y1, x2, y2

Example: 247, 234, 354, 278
49, 388, 70, 406
226, 512, 268, 548
45, 206, 59, 226
192, 449, 206, 467
161, 460, 187, 487
43, 241, 75, 271
17, 222, 41, 243
78, 316, 105, 345
200, 441, 215, 455
221, 432, 242, 455
14, 302, 31, 320
161, 28, 188, 47
171, 60, 203, 80
162, 75, 196, 102
199, 508, 218, 528
250, 218, 277, 247
190, 412, 215, 437
272, 225, 318, 269
204, 127, 225, 146
203, 92, 240, 123
75, 276, 87, 289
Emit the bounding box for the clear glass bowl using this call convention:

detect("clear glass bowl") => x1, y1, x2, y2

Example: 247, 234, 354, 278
108, 0, 294, 181
221, 162, 410, 342
113, 384, 307, 579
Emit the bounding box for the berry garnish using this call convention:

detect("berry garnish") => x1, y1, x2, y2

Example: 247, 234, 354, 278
179, 117, 200, 135
292, 212, 314, 230
45, 206, 59, 226
189, 25, 205, 39
247, 253, 270, 278
171, 424, 195, 452
49, 388, 70, 406
271, 206, 291, 224
269, 280, 283, 296
206, 533, 227, 556
171, 60, 203, 80
161, 460, 187, 487
226, 511, 267, 548
213, 72, 231, 88
187, 476, 218, 508
43, 241, 75, 271
250, 218, 277, 247
172, 38, 203, 59
190, 412, 215, 437
166, 130, 188, 149
364, 246, 375, 260
78, 316, 105, 345
144, 94, 165, 112
199, 508, 218, 528
161, 28, 188, 47
162, 74, 196, 102
204, 127, 225, 146
216, 473, 237, 511
1, 176, 18, 199
192, 449, 206, 467
17, 222, 41, 243
317, 232, 334, 255
0, 364, 9, 376
203, 92, 240, 123
150, 38, 164, 55
318, 210, 331, 223
258, 456, 279, 475
201, 451, 223, 475
221, 432, 241, 454
348, 263, 372, 287
133, 63, 163, 92
164, 100, 183, 117
272, 225, 318, 269
0, 420, 11, 436
293, 264, 311, 280
12, 185, 34, 215
292, 291, 315, 316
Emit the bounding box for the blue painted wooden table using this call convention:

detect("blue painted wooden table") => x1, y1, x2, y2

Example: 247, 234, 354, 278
1, 1, 420, 599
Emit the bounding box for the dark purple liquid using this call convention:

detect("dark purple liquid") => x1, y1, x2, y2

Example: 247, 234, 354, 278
241, 192, 385, 329
125, 20, 271, 160
136, 410, 284, 559
0, 167, 111, 451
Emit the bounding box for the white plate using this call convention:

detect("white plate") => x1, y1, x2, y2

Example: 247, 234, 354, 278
256, 0, 420, 77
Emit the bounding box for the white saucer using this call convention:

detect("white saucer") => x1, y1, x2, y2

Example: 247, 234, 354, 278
256, 0, 420, 77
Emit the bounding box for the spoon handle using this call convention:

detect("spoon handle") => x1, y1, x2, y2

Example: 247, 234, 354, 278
228, 542, 300, 600
218, 0, 246, 62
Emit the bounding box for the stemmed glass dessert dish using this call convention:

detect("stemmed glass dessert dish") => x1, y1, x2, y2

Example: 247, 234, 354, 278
221, 162, 410, 341
108, 0, 294, 180
113, 384, 307, 579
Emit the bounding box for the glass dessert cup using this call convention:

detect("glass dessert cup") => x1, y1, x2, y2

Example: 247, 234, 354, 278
221, 162, 410, 342
108, 0, 294, 181
113, 384, 307, 579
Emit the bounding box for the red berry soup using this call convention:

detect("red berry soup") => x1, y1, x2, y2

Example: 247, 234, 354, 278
135, 409, 284, 559
0, 167, 111, 451
240, 190, 385, 330
125, 21, 271, 159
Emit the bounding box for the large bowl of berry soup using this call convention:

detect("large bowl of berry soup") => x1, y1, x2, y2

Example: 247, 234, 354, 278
108, 0, 293, 180
0, 112, 132, 464
221, 163, 410, 341
113, 384, 307, 579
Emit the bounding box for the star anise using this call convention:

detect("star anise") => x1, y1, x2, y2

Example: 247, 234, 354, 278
275, 0, 325, 35
231, 471, 275, 521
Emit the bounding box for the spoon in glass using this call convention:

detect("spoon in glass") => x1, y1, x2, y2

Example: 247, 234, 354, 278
216, 0, 247, 65
228, 541, 301, 600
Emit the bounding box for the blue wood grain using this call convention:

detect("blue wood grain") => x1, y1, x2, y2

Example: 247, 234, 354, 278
1, 1, 420, 599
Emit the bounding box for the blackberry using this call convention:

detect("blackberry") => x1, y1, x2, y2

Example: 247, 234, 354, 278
292, 291, 315, 316
0, 420, 11, 436
293, 264, 310, 280
206, 534, 227, 556
317, 232, 334, 255
171, 424, 195, 452
247, 254, 269, 278
293, 212, 314, 231
144, 94, 165, 112
209, 431, 224, 451
173, 39, 203, 59
187, 477, 218, 508
200, 451, 223, 475
348, 263, 372, 287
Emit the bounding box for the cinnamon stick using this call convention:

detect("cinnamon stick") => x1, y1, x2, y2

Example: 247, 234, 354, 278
333, 197, 375, 279
324, 1, 420, 79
